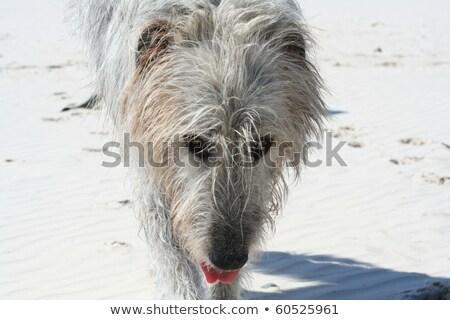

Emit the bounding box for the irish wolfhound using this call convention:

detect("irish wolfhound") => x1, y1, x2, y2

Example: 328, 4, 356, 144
73, 0, 327, 299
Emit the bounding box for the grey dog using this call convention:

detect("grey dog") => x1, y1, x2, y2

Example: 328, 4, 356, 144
72, 0, 327, 299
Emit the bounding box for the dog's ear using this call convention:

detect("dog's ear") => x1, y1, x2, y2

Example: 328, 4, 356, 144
136, 20, 173, 70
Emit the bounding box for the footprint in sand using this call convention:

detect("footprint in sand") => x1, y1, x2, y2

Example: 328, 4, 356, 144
347, 141, 364, 148
4, 159, 27, 164
110, 241, 132, 248
331, 126, 356, 138
54, 92, 68, 100
390, 156, 424, 165
400, 137, 427, 146
42, 117, 64, 122
260, 283, 281, 293
397, 281, 450, 300
331, 126, 364, 148
48, 65, 63, 70
422, 173, 450, 186
118, 200, 131, 206
100, 241, 133, 254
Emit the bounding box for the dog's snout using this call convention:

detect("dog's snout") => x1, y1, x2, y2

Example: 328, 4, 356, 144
209, 248, 248, 271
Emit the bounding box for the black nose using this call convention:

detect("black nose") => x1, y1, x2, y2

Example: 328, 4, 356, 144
209, 248, 248, 271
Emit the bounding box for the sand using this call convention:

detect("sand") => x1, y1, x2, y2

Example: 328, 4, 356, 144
1, 0, 449, 299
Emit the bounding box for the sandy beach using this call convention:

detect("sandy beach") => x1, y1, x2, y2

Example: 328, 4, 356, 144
1, 0, 449, 299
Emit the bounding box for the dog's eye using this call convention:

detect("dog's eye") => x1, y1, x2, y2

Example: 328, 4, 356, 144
250, 137, 272, 162
186, 136, 212, 160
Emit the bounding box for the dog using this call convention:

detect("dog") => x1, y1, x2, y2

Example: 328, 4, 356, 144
72, 0, 327, 299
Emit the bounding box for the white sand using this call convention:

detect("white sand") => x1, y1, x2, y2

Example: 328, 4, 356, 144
1, 0, 449, 299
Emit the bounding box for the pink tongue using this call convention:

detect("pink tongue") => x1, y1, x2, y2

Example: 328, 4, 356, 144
200, 263, 240, 284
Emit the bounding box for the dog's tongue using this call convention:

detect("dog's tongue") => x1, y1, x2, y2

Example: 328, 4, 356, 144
200, 263, 240, 284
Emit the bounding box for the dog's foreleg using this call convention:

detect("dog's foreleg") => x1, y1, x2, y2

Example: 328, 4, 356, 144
150, 247, 205, 300
145, 201, 205, 299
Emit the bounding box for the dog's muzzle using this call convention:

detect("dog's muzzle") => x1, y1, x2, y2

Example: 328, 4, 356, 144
208, 249, 248, 271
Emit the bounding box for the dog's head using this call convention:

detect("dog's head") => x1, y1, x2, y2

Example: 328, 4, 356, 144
124, 0, 327, 283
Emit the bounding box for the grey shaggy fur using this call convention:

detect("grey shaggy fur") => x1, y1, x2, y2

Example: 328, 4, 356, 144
72, 0, 328, 299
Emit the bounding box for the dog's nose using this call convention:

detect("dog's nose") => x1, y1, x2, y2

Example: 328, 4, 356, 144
209, 249, 248, 271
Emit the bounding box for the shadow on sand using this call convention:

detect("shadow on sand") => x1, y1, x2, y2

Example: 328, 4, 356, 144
245, 251, 450, 300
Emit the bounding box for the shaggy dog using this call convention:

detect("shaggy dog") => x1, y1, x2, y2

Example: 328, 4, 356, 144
73, 0, 327, 299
